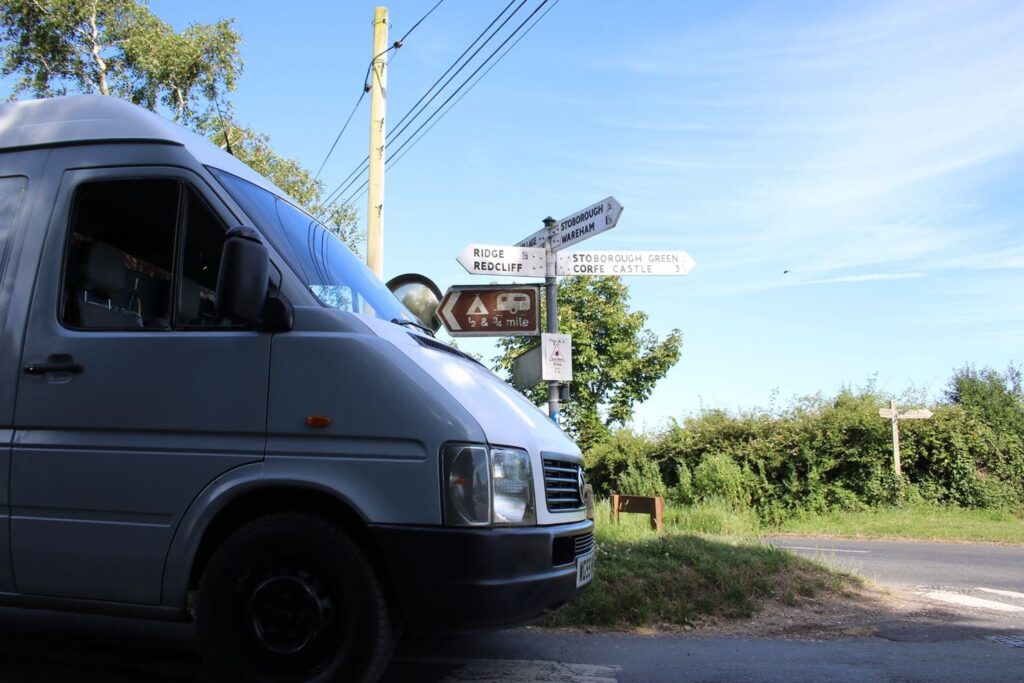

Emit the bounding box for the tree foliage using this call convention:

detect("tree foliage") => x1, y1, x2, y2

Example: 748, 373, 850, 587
944, 363, 1024, 436
0, 0, 240, 123
0, 0, 359, 248
585, 367, 1024, 521
494, 276, 683, 450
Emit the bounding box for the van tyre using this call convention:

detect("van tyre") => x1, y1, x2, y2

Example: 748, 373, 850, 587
196, 512, 394, 683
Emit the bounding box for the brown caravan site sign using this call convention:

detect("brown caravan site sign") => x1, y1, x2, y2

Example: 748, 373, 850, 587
437, 285, 541, 337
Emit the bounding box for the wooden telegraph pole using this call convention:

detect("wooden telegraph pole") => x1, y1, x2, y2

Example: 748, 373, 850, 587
878, 401, 933, 501
367, 6, 388, 279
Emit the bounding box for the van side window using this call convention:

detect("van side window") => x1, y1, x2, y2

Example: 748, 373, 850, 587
62, 180, 179, 329
177, 187, 240, 327
0, 176, 28, 284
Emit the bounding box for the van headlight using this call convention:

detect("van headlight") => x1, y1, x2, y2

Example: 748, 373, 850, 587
490, 447, 536, 525
441, 445, 535, 526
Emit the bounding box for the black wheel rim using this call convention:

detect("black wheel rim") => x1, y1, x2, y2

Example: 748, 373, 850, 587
234, 564, 345, 679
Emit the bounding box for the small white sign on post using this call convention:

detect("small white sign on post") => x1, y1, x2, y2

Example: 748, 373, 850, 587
541, 332, 572, 382
457, 244, 546, 277
557, 250, 696, 277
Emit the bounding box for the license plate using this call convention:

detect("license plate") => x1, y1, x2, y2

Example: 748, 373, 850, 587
576, 550, 595, 587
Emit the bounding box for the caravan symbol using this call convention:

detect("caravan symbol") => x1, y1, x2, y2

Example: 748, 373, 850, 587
496, 292, 532, 313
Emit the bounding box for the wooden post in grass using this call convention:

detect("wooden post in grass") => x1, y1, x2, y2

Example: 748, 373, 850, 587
611, 494, 664, 531
878, 401, 933, 501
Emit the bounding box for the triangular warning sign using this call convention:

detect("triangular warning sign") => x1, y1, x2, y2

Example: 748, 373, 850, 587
466, 295, 488, 315
550, 344, 564, 361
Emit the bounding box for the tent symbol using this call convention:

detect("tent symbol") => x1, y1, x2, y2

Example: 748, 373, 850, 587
466, 295, 488, 315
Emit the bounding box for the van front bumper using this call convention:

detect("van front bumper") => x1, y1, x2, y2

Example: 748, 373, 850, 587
369, 519, 594, 632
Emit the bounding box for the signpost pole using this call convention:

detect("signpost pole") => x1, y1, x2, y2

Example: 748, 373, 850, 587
889, 399, 901, 480
543, 217, 560, 423
878, 402, 930, 506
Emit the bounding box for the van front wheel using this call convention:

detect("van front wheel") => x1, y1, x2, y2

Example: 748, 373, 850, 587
196, 512, 393, 683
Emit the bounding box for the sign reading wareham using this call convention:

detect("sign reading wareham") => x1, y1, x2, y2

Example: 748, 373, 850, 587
515, 197, 624, 250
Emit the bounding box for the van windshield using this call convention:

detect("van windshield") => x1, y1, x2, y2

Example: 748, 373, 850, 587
209, 168, 412, 324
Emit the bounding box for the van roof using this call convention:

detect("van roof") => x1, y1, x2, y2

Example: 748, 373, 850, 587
0, 94, 287, 198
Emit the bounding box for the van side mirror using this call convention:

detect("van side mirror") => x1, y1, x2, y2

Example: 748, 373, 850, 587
216, 226, 276, 328
386, 273, 443, 333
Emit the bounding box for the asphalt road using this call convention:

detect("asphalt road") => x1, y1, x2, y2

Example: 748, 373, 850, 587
765, 535, 1024, 592
0, 610, 1020, 683
0, 536, 1021, 681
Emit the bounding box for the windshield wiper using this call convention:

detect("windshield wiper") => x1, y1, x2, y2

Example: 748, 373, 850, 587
391, 318, 436, 337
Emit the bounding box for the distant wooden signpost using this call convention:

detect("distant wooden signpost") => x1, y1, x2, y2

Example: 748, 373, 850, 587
879, 400, 933, 485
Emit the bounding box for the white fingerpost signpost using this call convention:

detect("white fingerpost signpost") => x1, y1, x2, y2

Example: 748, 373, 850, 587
449, 195, 696, 423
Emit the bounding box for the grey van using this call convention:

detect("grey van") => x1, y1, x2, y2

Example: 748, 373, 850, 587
0, 95, 594, 682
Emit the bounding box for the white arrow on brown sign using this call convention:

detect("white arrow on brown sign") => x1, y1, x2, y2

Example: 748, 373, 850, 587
436, 285, 542, 337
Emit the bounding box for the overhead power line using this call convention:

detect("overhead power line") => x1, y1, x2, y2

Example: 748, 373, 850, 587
395, 0, 446, 47
385, 0, 528, 162
312, 90, 366, 181
388, 0, 561, 174
322, 0, 524, 207
313, 0, 447, 181
337, 0, 558, 207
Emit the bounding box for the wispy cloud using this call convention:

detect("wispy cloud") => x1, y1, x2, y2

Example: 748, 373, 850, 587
930, 245, 1024, 271
572, 0, 1024, 284
801, 272, 926, 286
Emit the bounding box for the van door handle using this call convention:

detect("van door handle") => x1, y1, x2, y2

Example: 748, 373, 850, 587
24, 356, 83, 375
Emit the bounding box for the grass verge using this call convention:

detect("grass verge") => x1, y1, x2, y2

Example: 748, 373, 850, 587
543, 503, 857, 629
775, 503, 1024, 544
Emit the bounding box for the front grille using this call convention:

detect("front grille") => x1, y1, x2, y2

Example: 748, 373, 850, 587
552, 531, 595, 566
543, 458, 584, 512
574, 531, 595, 557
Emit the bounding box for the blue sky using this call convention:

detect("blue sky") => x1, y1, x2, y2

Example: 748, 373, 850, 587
88, 1, 1024, 425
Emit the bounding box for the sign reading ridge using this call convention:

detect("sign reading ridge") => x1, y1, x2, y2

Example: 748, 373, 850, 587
457, 244, 546, 277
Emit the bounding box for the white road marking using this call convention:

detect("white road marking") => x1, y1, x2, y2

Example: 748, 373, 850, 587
988, 635, 1024, 648
395, 658, 621, 682
976, 587, 1024, 601
922, 591, 1024, 613
775, 545, 870, 554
